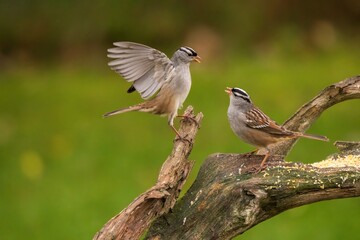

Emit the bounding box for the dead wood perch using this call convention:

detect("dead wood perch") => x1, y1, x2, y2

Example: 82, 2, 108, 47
146, 142, 360, 239
264, 75, 360, 156
94, 76, 359, 240
93, 106, 203, 240
145, 76, 360, 239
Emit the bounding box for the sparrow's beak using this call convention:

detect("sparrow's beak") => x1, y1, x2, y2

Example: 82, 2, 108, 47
225, 87, 232, 96
193, 55, 201, 63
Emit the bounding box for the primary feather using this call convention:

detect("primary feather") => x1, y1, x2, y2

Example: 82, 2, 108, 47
108, 42, 175, 100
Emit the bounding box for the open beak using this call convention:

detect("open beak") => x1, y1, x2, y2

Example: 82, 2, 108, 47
193, 55, 201, 63
225, 87, 232, 96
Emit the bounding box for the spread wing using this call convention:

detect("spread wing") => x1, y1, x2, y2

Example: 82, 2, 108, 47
107, 42, 175, 100
245, 107, 293, 137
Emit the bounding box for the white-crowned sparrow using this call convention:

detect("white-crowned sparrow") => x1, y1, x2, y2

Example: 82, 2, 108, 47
103, 42, 201, 137
226, 87, 329, 167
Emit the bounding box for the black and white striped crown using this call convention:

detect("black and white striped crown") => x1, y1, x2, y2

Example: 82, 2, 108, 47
179, 46, 198, 57
232, 88, 251, 103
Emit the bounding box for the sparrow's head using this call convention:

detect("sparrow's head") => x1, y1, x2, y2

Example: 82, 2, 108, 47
174, 46, 201, 64
225, 87, 252, 106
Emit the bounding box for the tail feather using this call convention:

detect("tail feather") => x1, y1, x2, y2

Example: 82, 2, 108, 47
299, 133, 329, 142
103, 104, 142, 118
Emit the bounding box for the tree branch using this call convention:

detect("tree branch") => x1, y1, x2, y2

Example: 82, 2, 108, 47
265, 75, 360, 156
94, 76, 360, 240
93, 106, 203, 240
146, 142, 360, 239
146, 76, 360, 239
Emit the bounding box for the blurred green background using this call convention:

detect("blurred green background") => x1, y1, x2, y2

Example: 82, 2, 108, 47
1, 1, 359, 239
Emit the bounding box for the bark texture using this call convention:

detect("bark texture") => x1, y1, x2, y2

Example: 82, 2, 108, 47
93, 106, 203, 240
94, 76, 360, 240
264, 75, 360, 156
145, 76, 360, 239
146, 142, 360, 239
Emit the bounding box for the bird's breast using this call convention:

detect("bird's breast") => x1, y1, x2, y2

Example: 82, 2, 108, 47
171, 66, 192, 107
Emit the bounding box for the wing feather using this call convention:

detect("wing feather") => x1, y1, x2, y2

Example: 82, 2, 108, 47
245, 107, 293, 136
108, 56, 149, 67
111, 60, 152, 73
141, 81, 160, 99
107, 41, 174, 99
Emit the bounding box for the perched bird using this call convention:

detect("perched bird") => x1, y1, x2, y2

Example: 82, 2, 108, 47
103, 42, 201, 137
225, 87, 329, 167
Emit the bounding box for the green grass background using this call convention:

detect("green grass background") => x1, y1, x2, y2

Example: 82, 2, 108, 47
0, 42, 359, 239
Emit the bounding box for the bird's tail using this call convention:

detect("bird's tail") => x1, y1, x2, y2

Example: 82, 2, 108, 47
103, 104, 143, 118
298, 132, 329, 142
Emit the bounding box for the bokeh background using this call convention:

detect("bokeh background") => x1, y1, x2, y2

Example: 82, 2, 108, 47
1, 1, 360, 239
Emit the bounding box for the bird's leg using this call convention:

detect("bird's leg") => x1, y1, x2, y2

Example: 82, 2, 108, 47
249, 148, 270, 173
170, 125, 182, 138
260, 152, 270, 168
256, 148, 270, 173
169, 115, 192, 144
170, 125, 192, 145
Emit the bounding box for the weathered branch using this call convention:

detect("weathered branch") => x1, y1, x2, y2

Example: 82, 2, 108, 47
265, 75, 360, 156
93, 106, 203, 240
146, 142, 360, 239
94, 76, 359, 240
146, 76, 360, 239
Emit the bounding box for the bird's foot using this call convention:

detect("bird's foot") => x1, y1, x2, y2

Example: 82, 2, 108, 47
177, 115, 200, 128
173, 134, 193, 145
244, 149, 258, 156
171, 126, 193, 145
248, 164, 268, 174
247, 153, 269, 174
